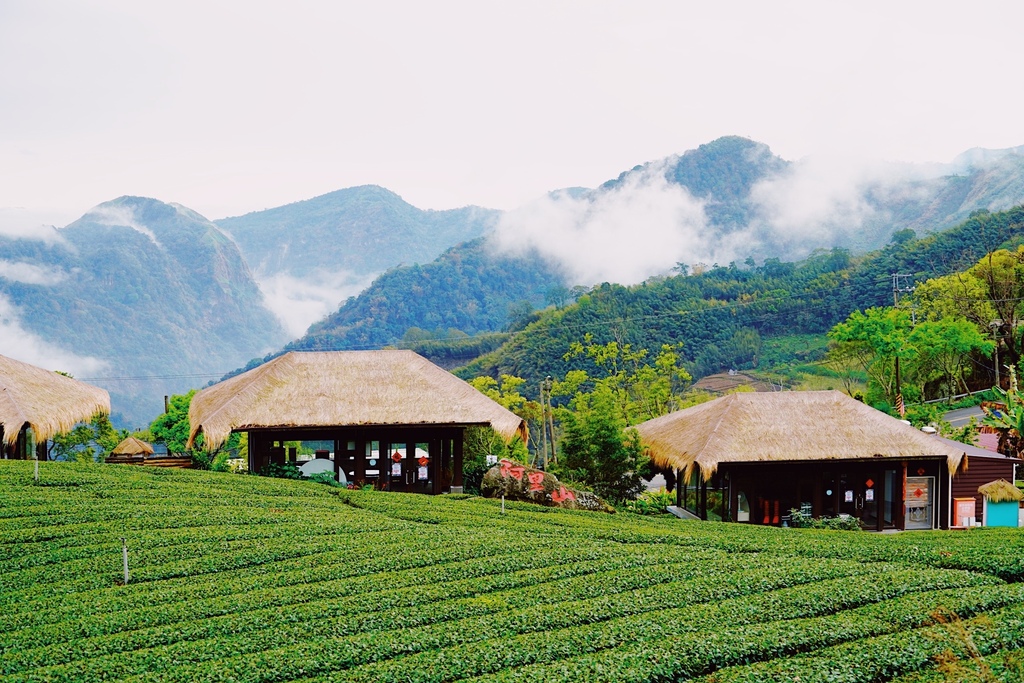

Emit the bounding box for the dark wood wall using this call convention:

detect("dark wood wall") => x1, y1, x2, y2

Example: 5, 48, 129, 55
951, 454, 1020, 523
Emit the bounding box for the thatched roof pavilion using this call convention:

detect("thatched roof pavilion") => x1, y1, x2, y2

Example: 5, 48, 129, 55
636, 390, 967, 481
0, 354, 110, 457
111, 436, 155, 456
634, 390, 974, 530
188, 351, 526, 493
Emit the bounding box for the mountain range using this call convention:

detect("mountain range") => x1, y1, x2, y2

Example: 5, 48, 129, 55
4, 136, 1024, 427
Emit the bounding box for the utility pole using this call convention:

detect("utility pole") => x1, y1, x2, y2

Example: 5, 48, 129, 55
539, 379, 548, 470
544, 376, 556, 466
892, 274, 915, 416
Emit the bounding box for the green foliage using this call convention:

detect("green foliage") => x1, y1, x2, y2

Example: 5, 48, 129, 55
150, 390, 240, 469
259, 461, 305, 480
788, 507, 863, 531
624, 488, 675, 515
48, 413, 126, 463
555, 387, 644, 503
306, 471, 344, 488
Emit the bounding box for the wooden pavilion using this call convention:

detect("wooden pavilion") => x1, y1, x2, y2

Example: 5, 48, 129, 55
187, 350, 526, 493
634, 390, 1005, 531
0, 353, 110, 460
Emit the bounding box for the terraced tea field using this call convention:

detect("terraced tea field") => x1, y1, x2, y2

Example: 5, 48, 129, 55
2, 461, 1024, 682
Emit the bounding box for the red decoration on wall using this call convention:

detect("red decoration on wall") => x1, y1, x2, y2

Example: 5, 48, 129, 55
418, 456, 429, 466
391, 451, 403, 462
865, 479, 874, 489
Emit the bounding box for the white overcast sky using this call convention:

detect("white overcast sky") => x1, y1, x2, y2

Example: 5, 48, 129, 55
2, 0, 1023, 227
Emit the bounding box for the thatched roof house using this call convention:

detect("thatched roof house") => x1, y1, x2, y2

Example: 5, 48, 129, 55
637, 390, 967, 480
188, 351, 526, 493
634, 390, 974, 530
0, 354, 110, 458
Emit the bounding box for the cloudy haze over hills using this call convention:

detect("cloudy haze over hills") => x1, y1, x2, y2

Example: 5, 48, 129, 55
4, 1, 1024, 423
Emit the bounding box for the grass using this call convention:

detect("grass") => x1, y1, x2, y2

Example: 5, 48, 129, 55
2, 461, 1024, 682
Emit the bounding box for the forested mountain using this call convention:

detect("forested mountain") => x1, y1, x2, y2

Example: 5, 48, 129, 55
245, 238, 567, 370
0, 197, 287, 426
594, 137, 1024, 260
456, 206, 1024, 388
217, 185, 498, 277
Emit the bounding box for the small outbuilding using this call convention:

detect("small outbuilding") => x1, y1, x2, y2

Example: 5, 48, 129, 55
0, 354, 110, 460
107, 436, 156, 465
634, 390, 993, 530
187, 350, 526, 493
978, 479, 1023, 528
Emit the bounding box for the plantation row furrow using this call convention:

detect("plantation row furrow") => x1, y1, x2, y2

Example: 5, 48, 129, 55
0, 524, 503, 603
2, 553, 701, 664
456, 586, 1024, 683
62, 557, 893, 683
0, 513, 397, 574
313, 567, 1001, 683
0, 533, 650, 633
0, 505, 367, 550
684, 601, 1024, 683
0, 538, 682, 652
0, 551, 696, 671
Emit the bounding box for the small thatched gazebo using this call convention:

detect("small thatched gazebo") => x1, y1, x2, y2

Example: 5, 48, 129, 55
634, 390, 969, 530
188, 350, 526, 493
0, 354, 110, 460
107, 436, 155, 465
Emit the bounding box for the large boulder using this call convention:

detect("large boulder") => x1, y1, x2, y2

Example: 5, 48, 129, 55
480, 459, 615, 513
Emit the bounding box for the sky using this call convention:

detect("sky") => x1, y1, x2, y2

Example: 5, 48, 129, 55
3, 0, 1024, 230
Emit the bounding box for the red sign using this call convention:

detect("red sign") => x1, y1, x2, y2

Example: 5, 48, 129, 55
865, 479, 874, 489
913, 488, 924, 498
417, 456, 429, 466
391, 451, 403, 462
917, 467, 926, 476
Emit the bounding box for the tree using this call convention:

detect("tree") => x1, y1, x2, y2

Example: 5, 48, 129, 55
915, 247, 1024, 369
150, 390, 240, 469
49, 413, 126, 462
828, 307, 915, 405
908, 318, 993, 397
556, 386, 644, 503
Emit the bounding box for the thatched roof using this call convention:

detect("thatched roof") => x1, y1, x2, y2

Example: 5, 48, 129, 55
112, 436, 154, 456
978, 479, 1024, 503
634, 390, 968, 481
188, 351, 527, 450
0, 354, 110, 446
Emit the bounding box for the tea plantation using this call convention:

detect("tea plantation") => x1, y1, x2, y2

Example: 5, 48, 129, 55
2, 462, 1024, 682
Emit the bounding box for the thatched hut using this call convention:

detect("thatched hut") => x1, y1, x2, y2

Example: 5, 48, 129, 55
106, 436, 155, 465
634, 390, 982, 530
0, 354, 110, 460
978, 479, 1023, 528
188, 351, 526, 493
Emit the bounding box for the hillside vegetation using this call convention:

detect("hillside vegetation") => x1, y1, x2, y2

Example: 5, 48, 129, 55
3, 462, 1024, 682
457, 205, 1024, 388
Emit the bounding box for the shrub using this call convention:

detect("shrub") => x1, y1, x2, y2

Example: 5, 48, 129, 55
789, 507, 862, 531
625, 489, 675, 515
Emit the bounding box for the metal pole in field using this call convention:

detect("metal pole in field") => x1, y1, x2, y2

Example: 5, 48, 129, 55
122, 537, 129, 584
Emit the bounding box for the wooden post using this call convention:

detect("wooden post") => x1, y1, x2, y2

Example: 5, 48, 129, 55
122, 537, 129, 584
451, 431, 464, 492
